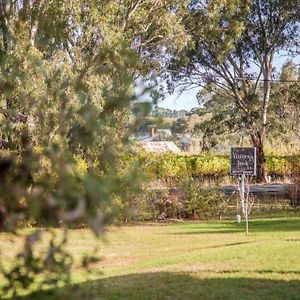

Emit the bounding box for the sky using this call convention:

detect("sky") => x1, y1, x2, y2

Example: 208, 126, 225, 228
137, 83, 199, 112
158, 88, 199, 111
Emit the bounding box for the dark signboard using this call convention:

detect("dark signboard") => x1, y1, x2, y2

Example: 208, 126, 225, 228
231, 147, 256, 176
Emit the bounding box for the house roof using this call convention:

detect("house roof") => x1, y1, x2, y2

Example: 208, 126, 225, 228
139, 141, 181, 154
135, 135, 153, 142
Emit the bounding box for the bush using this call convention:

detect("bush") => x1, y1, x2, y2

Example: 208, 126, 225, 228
113, 190, 158, 222
287, 169, 300, 212
180, 178, 230, 219
192, 155, 229, 177
136, 178, 230, 220
266, 155, 300, 177
137, 152, 300, 179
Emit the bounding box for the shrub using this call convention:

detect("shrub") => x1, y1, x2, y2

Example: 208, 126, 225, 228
266, 155, 300, 177
138, 153, 300, 179
192, 155, 229, 177
180, 178, 230, 219
287, 169, 300, 213
138, 177, 230, 220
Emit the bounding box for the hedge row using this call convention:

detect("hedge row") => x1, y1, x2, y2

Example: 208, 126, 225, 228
2, 150, 299, 179
139, 153, 300, 178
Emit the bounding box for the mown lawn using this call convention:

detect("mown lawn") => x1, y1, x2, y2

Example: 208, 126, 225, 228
1, 217, 300, 299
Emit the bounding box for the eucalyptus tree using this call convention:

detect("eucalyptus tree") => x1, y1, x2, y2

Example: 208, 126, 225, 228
168, 0, 300, 182
271, 61, 300, 139
0, 0, 188, 296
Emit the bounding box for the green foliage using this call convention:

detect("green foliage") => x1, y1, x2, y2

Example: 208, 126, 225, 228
168, 0, 300, 182
271, 62, 300, 139
0, 0, 190, 297
137, 152, 300, 179
180, 178, 229, 219
112, 189, 157, 222
141, 153, 230, 178
1, 230, 73, 294
266, 156, 300, 177
193, 155, 229, 177
137, 177, 230, 220
150, 154, 191, 177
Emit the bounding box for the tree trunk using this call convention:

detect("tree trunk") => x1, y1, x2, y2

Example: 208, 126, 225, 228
251, 133, 267, 183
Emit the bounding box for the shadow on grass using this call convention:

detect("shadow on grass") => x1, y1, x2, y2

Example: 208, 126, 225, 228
14, 272, 300, 300
170, 218, 300, 235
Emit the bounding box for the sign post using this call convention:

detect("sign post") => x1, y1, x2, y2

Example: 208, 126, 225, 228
231, 147, 256, 235
230, 147, 256, 177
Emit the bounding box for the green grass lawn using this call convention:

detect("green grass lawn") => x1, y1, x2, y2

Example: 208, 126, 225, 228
2, 217, 300, 299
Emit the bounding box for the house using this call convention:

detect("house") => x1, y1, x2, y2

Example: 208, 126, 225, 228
135, 125, 181, 154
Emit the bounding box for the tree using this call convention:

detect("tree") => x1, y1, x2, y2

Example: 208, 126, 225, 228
0, 1, 188, 296
168, 0, 300, 182
271, 61, 300, 139
192, 91, 245, 151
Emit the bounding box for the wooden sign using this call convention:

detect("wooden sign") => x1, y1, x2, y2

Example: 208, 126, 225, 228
230, 147, 256, 176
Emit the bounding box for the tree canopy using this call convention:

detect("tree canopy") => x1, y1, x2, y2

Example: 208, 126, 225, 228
168, 0, 300, 181
0, 0, 189, 296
